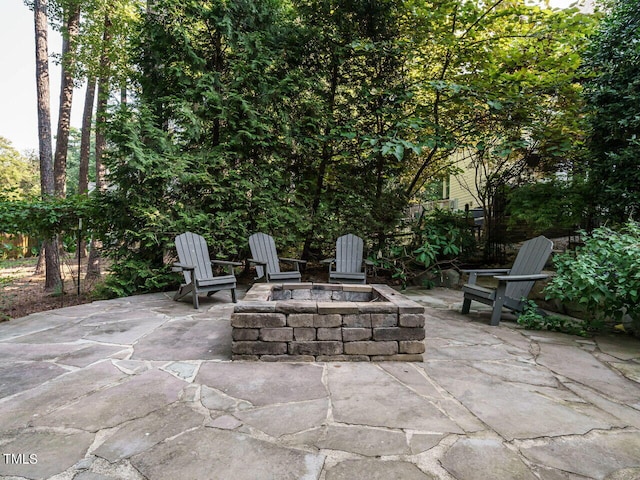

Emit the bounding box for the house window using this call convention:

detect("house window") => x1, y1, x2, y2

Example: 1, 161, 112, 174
443, 177, 450, 199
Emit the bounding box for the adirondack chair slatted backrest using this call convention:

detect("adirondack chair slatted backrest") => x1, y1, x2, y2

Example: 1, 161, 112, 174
249, 233, 281, 280
335, 234, 364, 274
505, 235, 553, 300
175, 232, 213, 285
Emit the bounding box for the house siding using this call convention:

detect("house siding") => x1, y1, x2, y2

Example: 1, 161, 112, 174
444, 151, 483, 211
449, 171, 479, 210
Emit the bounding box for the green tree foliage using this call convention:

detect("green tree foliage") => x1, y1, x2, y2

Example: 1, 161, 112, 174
98, 0, 309, 294
54, 0, 140, 91
583, 0, 640, 222
438, 4, 595, 242
90, 0, 596, 295
0, 137, 39, 200
507, 177, 591, 234
291, 0, 424, 254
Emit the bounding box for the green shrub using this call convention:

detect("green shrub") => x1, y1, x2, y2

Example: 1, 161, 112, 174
544, 221, 640, 334
516, 299, 589, 336
415, 209, 477, 264
369, 209, 477, 287
92, 259, 178, 299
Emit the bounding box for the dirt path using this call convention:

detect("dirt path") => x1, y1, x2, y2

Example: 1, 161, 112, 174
0, 256, 98, 321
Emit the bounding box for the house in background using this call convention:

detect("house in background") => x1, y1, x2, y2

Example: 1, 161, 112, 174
442, 173, 480, 213
406, 152, 487, 236
411, 150, 486, 213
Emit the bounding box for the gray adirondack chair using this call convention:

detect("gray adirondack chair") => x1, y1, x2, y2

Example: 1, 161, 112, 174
322, 234, 372, 284
248, 233, 306, 282
461, 235, 553, 326
172, 232, 242, 309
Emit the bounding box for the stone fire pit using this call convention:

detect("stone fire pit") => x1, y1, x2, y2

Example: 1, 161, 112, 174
231, 283, 425, 361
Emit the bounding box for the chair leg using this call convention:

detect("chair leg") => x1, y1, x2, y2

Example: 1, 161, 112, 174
490, 303, 503, 326
231, 288, 237, 303
193, 291, 199, 309
175, 284, 197, 308
174, 284, 188, 301
173, 286, 183, 301
490, 283, 507, 326
461, 297, 471, 314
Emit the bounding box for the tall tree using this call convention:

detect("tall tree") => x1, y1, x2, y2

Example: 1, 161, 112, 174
583, 0, 640, 222
78, 77, 96, 195
291, 0, 421, 255
53, 0, 81, 197
95, 0, 596, 295
86, 13, 112, 280
68, 0, 103, 199
403, 0, 594, 258
33, 0, 62, 290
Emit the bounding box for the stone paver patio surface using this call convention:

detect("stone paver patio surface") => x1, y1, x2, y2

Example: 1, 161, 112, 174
1, 286, 639, 479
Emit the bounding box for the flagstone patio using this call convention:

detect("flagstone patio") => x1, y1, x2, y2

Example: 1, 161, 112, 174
0, 286, 639, 479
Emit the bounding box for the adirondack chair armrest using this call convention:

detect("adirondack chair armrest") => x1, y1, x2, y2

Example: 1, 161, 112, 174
321, 258, 336, 274
248, 258, 267, 266
462, 268, 510, 285
211, 259, 243, 275
461, 268, 510, 275
493, 273, 549, 282
211, 260, 243, 267
279, 257, 307, 264
321, 258, 336, 273
278, 257, 306, 273
172, 262, 195, 273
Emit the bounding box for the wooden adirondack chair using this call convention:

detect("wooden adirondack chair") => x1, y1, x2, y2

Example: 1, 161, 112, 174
172, 232, 242, 309
248, 233, 306, 282
461, 235, 553, 326
322, 234, 372, 284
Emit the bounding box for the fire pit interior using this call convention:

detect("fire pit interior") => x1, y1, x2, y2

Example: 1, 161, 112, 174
231, 283, 425, 361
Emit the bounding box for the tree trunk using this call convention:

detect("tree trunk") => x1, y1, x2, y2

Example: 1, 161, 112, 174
53, 3, 81, 197
34, 0, 62, 290
94, 15, 111, 193
34, 0, 53, 195
78, 77, 96, 195
86, 15, 111, 280
301, 60, 339, 260
77, 77, 96, 260
34, 244, 45, 274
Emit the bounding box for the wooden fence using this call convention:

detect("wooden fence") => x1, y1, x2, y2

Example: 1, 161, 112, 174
0, 234, 38, 259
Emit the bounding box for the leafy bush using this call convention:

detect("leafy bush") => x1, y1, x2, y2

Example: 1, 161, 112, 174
0, 195, 89, 239
516, 299, 588, 336
92, 259, 178, 299
370, 209, 477, 287
544, 221, 640, 334
415, 209, 477, 263
1, 242, 23, 260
